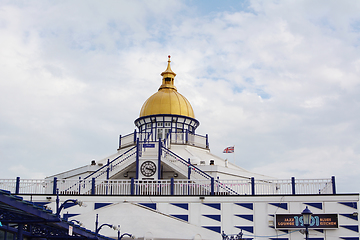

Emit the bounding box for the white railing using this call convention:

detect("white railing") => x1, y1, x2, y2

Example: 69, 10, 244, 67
134, 180, 170, 195
217, 180, 252, 195
174, 180, 211, 195
294, 178, 333, 194
188, 134, 207, 149
255, 179, 292, 195
0, 178, 334, 196
168, 132, 208, 149
57, 179, 90, 195
170, 132, 185, 144
120, 131, 208, 149
18, 179, 53, 194
0, 179, 17, 192
120, 133, 135, 148
119, 132, 155, 149
94, 180, 132, 195
84, 147, 137, 180
162, 148, 211, 181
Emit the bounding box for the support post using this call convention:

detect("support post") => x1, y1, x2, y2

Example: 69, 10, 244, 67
53, 177, 57, 195
332, 176, 336, 194
95, 214, 99, 236
91, 178, 95, 195
119, 135, 122, 149
185, 130, 188, 144
210, 177, 214, 195
188, 158, 191, 180
206, 134, 209, 149
131, 178, 134, 195
158, 138, 162, 180
15, 177, 20, 194
56, 189, 60, 217
106, 159, 110, 180
78, 177, 81, 194
291, 177, 296, 195
136, 139, 139, 179
170, 178, 174, 195
17, 223, 23, 240
251, 177, 255, 195
133, 129, 137, 144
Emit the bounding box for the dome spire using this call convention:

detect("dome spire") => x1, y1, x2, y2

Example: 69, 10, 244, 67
159, 55, 177, 91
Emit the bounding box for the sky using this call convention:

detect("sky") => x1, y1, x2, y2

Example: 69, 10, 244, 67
0, 0, 359, 194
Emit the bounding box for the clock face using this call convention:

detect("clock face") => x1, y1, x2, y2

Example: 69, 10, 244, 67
140, 161, 157, 177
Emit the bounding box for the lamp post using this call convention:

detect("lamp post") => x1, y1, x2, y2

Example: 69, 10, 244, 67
95, 214, 134, 239
301, 206, 313, 240
69, 219, 83, 226
118, 230, 134, 240
95, 214, 118, 235
221, 229, 243, 240
56, 189, 86, 218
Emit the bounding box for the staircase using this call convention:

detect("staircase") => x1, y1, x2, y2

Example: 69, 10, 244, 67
62, 146, 137, 194
62, 133, 240, 195
161, 147, 239, 195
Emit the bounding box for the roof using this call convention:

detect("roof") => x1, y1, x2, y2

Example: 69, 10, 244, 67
0, 189, 113, 240
139, 56, 195, 118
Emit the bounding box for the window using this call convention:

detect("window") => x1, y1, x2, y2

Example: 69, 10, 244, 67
147, 123, 151, 128
157, 128, 163, 139
165, 122, 171, 127
165, 129, 170, 138
157, 122, 163, 127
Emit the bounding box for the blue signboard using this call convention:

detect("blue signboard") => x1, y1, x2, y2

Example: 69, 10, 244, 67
143, 144, 155, 148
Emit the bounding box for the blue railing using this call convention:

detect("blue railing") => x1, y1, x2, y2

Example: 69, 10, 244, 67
61, 146, 137, 194
84, 146, 136, 180
161, 146, 240, 195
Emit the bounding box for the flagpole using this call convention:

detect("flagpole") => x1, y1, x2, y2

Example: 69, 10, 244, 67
233, 145, 235, 163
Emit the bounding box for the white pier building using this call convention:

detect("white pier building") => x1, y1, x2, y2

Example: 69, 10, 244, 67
1, 57, 359, 240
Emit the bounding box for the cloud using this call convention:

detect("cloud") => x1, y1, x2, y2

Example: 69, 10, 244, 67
0, 0, 359, 194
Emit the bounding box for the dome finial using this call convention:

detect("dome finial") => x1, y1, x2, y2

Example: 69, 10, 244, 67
160, 55, 177, 91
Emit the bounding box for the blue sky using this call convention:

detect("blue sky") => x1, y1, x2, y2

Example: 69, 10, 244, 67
0, 0, 360, 194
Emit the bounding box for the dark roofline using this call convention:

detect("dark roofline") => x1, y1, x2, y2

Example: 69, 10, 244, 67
0, 189, 113, 240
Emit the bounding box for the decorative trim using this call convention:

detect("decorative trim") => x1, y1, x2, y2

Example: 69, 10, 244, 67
170, 203, 188, 210
94, 203, 113, 210
305, 202, 323, 210
138, 203, 156, 211
340, 225, 359, 232
171, 214, 188, 222
338, 202, 358, 209
340, 213, 358, 221
235, 214, 253, 222
202, 226, 221, 233
203, 203, 221, 210
235, 203, 253, 210
234, 226, 254, 233
203, 215, 221, 222
269, 203, 288, 210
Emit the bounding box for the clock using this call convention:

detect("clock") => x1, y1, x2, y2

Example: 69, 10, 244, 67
140, 161, 157, 177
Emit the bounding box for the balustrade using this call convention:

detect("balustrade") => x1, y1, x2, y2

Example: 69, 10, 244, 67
0, 177, 335, 196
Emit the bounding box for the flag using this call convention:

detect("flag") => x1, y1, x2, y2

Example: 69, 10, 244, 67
223, 146, 234, 153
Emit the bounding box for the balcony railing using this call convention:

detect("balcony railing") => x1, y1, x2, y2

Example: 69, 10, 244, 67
0, 176, 335, 196
118, 130, 209, 149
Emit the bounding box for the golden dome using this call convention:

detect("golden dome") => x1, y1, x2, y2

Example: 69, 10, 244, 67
139, 56, 195, 118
